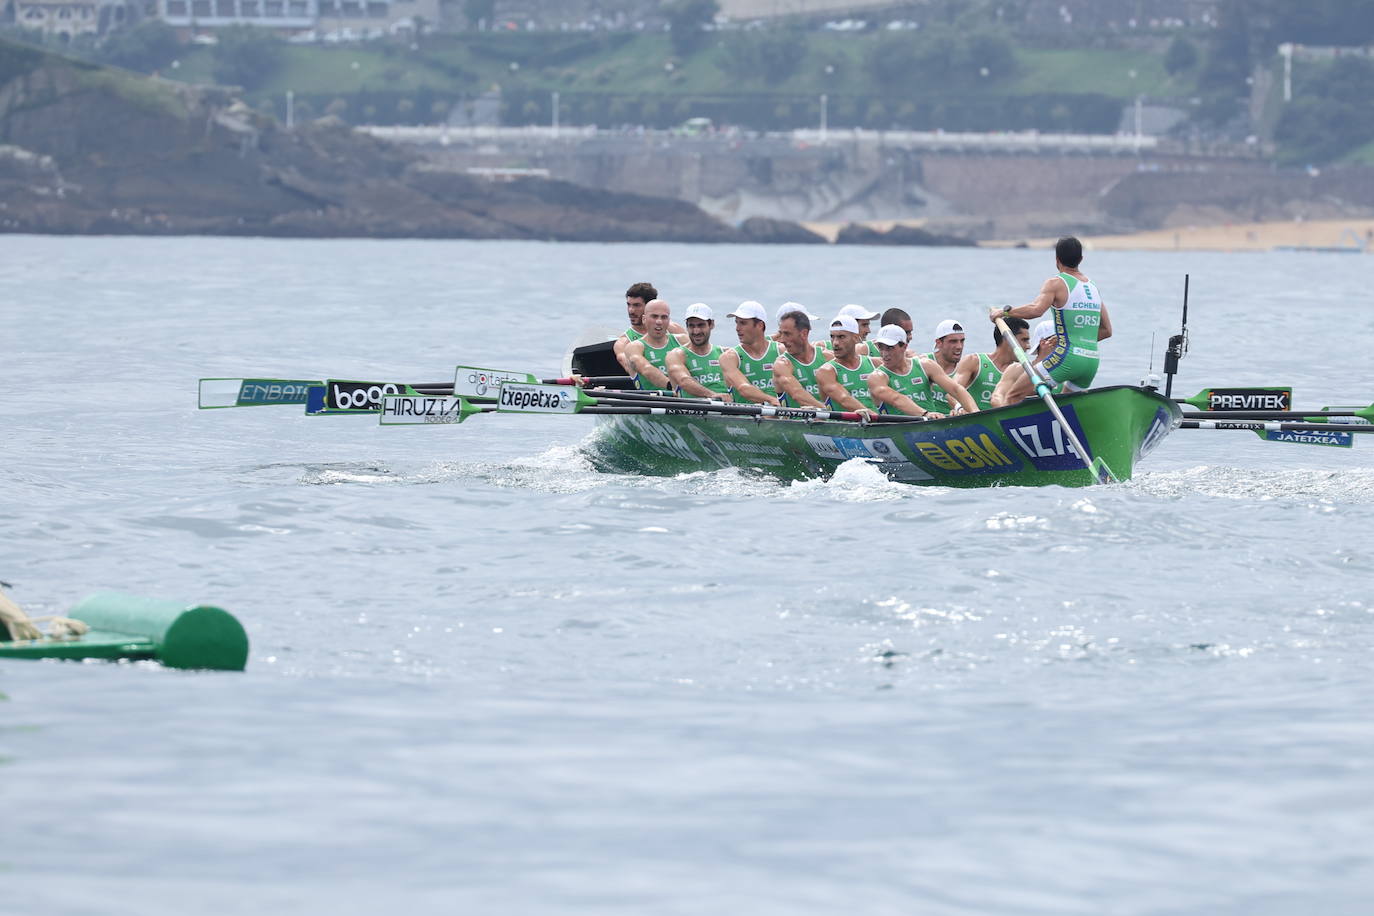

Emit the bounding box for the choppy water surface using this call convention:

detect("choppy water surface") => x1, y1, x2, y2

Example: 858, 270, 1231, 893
3, 237, 1372, 914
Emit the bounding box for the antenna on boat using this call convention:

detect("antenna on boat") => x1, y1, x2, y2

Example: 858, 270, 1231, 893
1163, 274, 1189, 399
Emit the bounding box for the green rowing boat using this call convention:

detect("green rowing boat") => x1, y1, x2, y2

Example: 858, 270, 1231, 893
0, 591, 249, 671
580, 385, 1179, 487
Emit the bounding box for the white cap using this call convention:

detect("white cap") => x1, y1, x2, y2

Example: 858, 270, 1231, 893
934, 319, 965, 339
1029, 320, 1057, 352
838, 304, 880, 321
871, 324, 909, 348
727, 300, 766, 322
776, 301, 819, 322
829, 314, 860, 335
684, 302, 714, 322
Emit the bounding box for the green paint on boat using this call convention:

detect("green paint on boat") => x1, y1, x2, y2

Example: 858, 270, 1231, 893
0, 592, 249, 671
582, 385, 1179, 488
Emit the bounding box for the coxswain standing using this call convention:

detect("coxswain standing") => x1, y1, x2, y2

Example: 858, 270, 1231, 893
816, 315, 877, 413
987, 235, 1112, 403
772, 310, 830, 408
718, 301, 782, 406
952, 316, 1029, 411
866, 323, 978, 417
624, 299, 686, 392
665, 303, 732, 400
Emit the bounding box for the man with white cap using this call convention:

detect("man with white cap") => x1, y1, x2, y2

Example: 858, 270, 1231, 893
772, 309, 829, 408
816, 314, 877, 412
665, 303, 732, 399
623, 298, 686, 392
989, 320, 1057, 408
953, 316, 1030, 410
773, 302, 833, 355
920, 319, 967, 412
838, 303, 879, 339
867, 323, 978, 417
718, 300, 782, 405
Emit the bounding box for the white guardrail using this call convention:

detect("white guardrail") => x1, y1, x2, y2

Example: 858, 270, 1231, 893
358, 125, 1159, 153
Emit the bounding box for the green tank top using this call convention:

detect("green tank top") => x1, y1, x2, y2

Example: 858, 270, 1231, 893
780, 346, 828, 406
732, 340, 780, 397
875, 359, 936, 415
963, 352, 1003, 409
679, 344, 729, 397
1052, 273, 1102, 357
917, 351, 953, 410
624, 327, 644, 343
823, 355, 877, 410
635, 336, 683, 392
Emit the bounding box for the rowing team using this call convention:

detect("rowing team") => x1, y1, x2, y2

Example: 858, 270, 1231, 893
608, 236, 1113, 418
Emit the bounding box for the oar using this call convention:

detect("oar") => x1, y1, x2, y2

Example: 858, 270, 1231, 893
453, 364, 631, 399
1183, 408, 1374, 422
1182, 420, 1374, 435
1181, 419, 1365, 449
381, 384, 888, 425
993, 317, 1116, 484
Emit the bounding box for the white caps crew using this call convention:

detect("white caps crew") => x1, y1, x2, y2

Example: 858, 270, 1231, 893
776, 302, 819, 323
829, 314, 860, 335
684, 302, 714, 322
728, 300, 767, 322
871, 324, 908, 348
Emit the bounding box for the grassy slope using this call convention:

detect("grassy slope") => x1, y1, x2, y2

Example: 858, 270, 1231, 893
164, 33, 1197, 104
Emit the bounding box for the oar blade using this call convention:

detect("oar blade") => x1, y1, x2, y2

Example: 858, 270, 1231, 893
379, 394, 480, 426
495, 382, 592, 415
1257, 428, 1355, 448
454, 366, 538, 400
199, 378, 322, 409
305, 380, 423, 415
1179, 387, 1293, 411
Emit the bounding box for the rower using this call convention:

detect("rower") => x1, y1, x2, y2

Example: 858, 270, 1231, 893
773, 302, 830, 354
665, 303, 732, 400
772, 310, 830, 408
986, 235, 1112, 403
953, 316, 1029, 410
866, 323, 978, 417
990, 320, 1057, 407
920, 319, 966, 413
614, 281, 684, 373
837, 304, 879, 342
816, 314, 877, 412
718, 300, 782, 406
623, 298, 686, 392
880, 307, 914, 347
613, 281, 655, 374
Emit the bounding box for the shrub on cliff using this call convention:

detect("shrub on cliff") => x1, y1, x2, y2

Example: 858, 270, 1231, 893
98, 22, 180, 74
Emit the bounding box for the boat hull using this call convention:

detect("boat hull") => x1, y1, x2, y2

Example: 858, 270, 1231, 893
581, 385, 1180, 487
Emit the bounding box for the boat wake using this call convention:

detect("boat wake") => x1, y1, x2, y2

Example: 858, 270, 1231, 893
1130, 465, 1374, 504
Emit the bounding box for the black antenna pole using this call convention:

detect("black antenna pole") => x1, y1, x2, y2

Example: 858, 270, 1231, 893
1163, 274, 1189, 398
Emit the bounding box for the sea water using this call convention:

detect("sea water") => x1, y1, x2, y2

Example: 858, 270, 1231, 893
2, 237, 1372, 914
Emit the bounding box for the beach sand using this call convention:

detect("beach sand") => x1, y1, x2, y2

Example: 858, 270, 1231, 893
804, 218, 1374, 252
992, 219, 1374, 252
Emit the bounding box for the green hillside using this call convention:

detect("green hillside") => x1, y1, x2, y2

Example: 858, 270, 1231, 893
161, 31, 1198, 132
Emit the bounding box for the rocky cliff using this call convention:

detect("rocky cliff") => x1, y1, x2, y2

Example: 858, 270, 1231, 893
0, 39, 806, 243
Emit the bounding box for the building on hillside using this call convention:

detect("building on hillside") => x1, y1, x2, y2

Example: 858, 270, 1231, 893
12, 0, 102, 38
157, 0, 318, 30
152, 0, 437, 37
